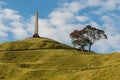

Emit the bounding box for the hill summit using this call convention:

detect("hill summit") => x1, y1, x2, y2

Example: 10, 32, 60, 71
0, 38, 73, 51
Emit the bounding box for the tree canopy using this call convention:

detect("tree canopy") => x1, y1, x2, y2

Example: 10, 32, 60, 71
70, 25, 107, 52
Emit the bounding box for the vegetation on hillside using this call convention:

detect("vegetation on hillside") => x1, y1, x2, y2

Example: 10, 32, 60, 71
70, 25, 107, 52
0, 49, 120, 80
0, 38, 73, 51
0, 38, 119, 80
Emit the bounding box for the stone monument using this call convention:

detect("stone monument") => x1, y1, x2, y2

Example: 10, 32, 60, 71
33, 11, 40, 38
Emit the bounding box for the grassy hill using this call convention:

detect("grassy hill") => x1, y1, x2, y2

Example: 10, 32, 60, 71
0, 38, 73, 51
0, 38, 120, 80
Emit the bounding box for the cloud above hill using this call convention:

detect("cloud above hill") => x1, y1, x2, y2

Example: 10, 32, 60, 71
0, 0, 120, 53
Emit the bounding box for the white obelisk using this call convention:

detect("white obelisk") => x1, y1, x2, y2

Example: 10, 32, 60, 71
33, 10, 40, 38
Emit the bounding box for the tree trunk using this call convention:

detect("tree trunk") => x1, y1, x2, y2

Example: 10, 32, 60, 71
81, 47, 83, 52
81, 45, 84, 52
88, 45, 92, 52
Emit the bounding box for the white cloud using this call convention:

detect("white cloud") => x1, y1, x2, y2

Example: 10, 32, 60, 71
1, 8, 22, 21
76, 16, 89, 22
49, 11, 74, 26
11, 27, 28, 39
0, 31, 8, 37
92, 39, 111, 53
0, 22, 9, 31
60, 2, 83, 13
102, 0, 120, 11
65, 2, 82, 13
102, 15, 120, 36
86, 0, 101, 7
0, 7, 31, 39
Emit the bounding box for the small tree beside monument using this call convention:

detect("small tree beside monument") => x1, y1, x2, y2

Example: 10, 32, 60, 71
70, 25, 107, 52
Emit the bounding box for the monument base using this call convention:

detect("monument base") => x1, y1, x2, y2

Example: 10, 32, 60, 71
33, 33, 40, 38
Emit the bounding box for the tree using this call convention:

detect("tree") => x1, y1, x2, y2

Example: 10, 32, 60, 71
70, 25, 107, 52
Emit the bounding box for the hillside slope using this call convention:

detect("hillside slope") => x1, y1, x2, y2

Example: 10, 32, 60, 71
0, 38, 120, 80
0, 38, 73, 51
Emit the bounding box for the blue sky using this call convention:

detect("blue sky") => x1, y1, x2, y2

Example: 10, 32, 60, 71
0, 0, 120, 53
3, 0, 59, 18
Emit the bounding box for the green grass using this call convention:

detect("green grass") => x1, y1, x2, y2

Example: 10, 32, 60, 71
0, 38, 73, 51
0, 38, 120, 80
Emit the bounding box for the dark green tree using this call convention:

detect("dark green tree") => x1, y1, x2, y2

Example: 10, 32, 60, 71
70, 25, 107, 52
